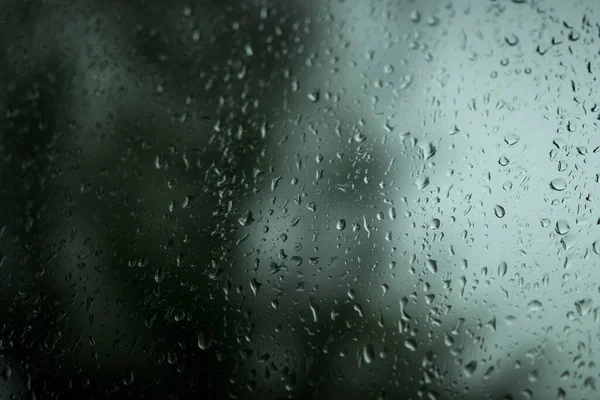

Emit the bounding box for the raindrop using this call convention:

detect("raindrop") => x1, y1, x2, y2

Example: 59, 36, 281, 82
410, 9, 421, 23
527, 300, 542, 312
426, 259, 438, 273
555, 220, 570, 235
561, 234, 576, 251
550, 178, 566, 191
540, 218, 550, 227
463, 360, 478, 377
415, 176, 430, 190
428, 218, 441, 229
553, 138, 566, 149
427, 15, 440, 26
498, 261, 508, 277
308, 90, 320, 102
504, 133, 520, 145
575, 298, 593, 316
498, 156, 510, 166
421, 142, 436, 160
504, 34, 520, 46
494, 205, 506, 218
336, 219, 346, 231
593, 241, 600, 255
238, 210, 254, 226
197, 332, 212, 350
363, 344, 375, 364
404, 339, 418, 351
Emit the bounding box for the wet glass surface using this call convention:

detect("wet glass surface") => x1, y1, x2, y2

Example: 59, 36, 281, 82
1, 0, 600, 398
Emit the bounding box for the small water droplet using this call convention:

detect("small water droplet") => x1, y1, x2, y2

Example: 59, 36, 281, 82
426, 259, 438, 273
540, 218, 551, 227
363, 344, 375, 364
428, 218, 441, 229
421, 142, 436, 160
404, 339, 418, 351
463, 360, 478, 377
527, 299, 543, 312
494, 205, 506, 218
550, 178, 567, 191
336, 219, 346, 231
238, 210, 254, 226
561, 234, 576, 251
504, 34, 520, 46
555, 219, 570, 235
415, 176, 430, 190
308, 90, 320, 102
504, 133, 520, 145
197, 332, 212, 350
410, 9, 421, 23
498, 261, 508, 277
498, 156, 510, 166
592, 240, 600, 255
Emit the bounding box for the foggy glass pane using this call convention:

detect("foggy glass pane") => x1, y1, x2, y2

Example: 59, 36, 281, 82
0, 0, 598, 399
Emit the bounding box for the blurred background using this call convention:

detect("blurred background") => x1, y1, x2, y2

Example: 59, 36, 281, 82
1, 0, 599, 398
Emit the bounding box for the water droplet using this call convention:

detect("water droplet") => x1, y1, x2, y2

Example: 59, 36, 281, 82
463, 360, 478, 377
498, 261, 508, 277
404, 339, 418, 351
527, 300, 543, 312
504, 34, 520, 46
494, 205, 506, 218
363, 344, 375, 364
428, 218, 440, 229
553, 138, 566, 149
555, 219, 570, 235
550, 178, 567, 191
592, 240, 600, 255
415, 176, 430, 190
308, 90, 320, 102
504, 133, 520, 145
498, 156, 510, 166
426, 259, 438, 273
540, 218, 551, 227
197, 332, 212, 350
410, 9, 421, 23
238, 210, 254, 226
336, 219, 346, 231
561, 234, 576, 251
421, 142, 436, 160
575, 298, 593, 316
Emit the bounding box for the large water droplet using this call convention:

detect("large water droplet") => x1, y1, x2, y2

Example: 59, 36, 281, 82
336, 219, 346, 231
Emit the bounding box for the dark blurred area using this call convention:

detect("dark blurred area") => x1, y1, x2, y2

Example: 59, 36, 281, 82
0, 0, 592, 399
